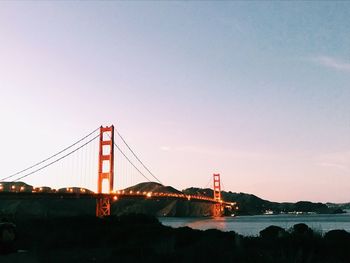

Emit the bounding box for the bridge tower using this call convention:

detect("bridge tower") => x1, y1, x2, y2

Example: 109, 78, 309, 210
96, 125, 115, 217
213, 173, 223, 217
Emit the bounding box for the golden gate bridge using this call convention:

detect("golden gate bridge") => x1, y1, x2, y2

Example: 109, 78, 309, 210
0, 125, 236, 217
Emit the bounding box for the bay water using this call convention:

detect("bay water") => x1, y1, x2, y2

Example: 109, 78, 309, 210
159, 212, 350, 236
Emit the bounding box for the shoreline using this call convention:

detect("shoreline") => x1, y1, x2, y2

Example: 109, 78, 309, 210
159, 212, 350, 236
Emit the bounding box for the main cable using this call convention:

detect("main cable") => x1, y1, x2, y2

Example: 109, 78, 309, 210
112, 141, 152, 183
116, 130, 162, 184
12, 134, 99, 182
0, 127, 100, 182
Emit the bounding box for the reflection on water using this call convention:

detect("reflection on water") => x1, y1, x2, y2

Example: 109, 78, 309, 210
159, 213, 350, 236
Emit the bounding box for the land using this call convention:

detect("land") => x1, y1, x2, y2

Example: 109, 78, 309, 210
1, 214, 350, 262
327, 202, 350, 211
0, 182, 348, 262
0, 182, 344, 219
184, 187, 345, 215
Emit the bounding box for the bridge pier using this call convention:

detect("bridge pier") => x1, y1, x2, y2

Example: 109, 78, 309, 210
96, 196, 111, 217
213, 203, 224, 217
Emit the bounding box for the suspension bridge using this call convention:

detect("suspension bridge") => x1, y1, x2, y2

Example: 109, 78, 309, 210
0, 125, 236, 217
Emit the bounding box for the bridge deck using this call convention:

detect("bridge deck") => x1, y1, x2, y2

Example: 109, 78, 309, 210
0, 191, 235, 206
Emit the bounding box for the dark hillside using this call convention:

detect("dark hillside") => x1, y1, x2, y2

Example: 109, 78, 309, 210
124, 182, 182, 194
183, 188, 343, 215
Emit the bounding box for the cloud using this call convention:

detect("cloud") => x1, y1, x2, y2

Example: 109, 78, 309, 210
317, 162, 349, 171
160, 146, 171, 152
312, 56, 350, 73
315, 151, 350, 172
174, 145, 289, 161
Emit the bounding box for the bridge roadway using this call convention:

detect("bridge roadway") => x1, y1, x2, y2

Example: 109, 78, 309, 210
0, 191, 235, 206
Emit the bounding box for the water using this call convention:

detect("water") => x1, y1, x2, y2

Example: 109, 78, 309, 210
159, 212, 350, 236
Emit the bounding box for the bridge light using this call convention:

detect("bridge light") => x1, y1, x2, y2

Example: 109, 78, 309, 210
129, 190, 133, 194
146, 192, 152, 198
20, 186, 25, 191
136, 191, 140, 194
117, 191, 121, 194
113, 196, 118, 201
11, 185, 16, 190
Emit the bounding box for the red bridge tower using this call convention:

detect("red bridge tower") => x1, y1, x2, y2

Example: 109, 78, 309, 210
213, 173, 223, 217
96, 125, 114, 217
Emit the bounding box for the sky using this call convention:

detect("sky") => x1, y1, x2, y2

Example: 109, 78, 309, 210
0, 2, 349, 202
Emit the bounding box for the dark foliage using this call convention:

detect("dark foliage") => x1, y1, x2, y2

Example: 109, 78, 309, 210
2, 215, 350, 263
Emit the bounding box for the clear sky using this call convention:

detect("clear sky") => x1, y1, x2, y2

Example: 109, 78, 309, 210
0, 2, 349, 202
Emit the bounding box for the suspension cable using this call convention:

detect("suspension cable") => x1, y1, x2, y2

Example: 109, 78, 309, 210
221, 181, 226, 192
112, 141, 152, 183
204, 175, 212, 189
12, 134, 99, 182
0, 127, 100, 182
116, 130, 162, 184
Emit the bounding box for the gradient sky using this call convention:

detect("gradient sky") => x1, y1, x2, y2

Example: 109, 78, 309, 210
0, 2, 349, 202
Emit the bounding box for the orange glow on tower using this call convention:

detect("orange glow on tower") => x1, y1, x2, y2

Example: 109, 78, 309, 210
213, 173, 222, 217
96, 125, 114, 217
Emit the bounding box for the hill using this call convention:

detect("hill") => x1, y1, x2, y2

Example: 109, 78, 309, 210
124, 182, 182, 194
183, 187, 343, 215
113, 182, 212, 216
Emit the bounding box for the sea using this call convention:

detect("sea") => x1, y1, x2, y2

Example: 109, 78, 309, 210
159, 211, 350, 236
